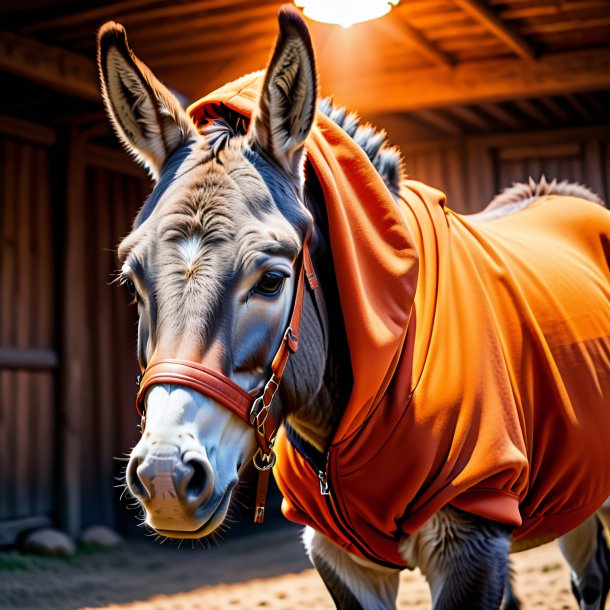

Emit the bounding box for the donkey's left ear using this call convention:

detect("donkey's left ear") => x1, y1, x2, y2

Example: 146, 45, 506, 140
97, 22, 197, 180
250, 6, 318, 181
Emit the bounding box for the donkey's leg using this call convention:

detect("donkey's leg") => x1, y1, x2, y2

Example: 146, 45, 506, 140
558, 514, 610, 610
502, 574, 521, 610
399, 506, 512, 610
303, 526, 400, 610
596, 496, 610, 533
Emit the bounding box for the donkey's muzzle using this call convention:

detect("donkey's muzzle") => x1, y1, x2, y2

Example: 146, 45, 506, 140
127, 448, 215, 527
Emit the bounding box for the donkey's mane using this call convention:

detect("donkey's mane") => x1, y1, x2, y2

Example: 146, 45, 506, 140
317, 97, 404, 198
198, 99, 404, 198
487, 175, 604, 211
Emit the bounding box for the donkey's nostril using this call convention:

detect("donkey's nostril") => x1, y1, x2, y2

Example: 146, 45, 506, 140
182, 452, 214, 508
186, 460, 206, 499
126, 456, 148, 501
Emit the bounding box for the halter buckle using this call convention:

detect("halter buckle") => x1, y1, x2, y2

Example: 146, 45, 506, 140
252, 446, 276, 471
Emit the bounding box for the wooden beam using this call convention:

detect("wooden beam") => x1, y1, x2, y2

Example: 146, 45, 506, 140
0, 114, 56, 146
447, 106, 491, 131
59, 127, 89, 539
389, 12, 453, 68
0, 348, 58, 370
0, 29, 98, 101
537, 97, 571, 123
86, 143, 149, 179
326, 47, 610, 115
565, 94, 596, 122
514, 100, 551, 125
451, 0, 535, 60
412, 109, 462, 136
480, 103, 522, 130
22, 0, 162, 33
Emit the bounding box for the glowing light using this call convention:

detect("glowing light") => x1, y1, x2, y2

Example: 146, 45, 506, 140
294, 0, 400, 28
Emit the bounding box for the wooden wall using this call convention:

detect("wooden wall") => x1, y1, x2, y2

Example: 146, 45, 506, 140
0, 126, 57, 539
59, 130, 148, 537
0, 116, 149, 542
397, 125, 610, 212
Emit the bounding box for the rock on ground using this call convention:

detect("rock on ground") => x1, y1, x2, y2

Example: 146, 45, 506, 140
21, 528, 75, 557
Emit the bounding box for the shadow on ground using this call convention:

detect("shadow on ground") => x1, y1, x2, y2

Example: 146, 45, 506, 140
0, 523, 309, 610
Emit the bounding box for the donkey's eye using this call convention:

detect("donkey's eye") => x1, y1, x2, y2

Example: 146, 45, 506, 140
124, 278, 137, 297
254, 271, 285, 297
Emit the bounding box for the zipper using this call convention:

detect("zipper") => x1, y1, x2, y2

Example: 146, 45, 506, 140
318, 470, 330, 495
284, 423, 402, 569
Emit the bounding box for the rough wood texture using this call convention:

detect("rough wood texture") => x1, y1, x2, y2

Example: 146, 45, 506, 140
60, 127, 88, 537
333, 47, 610, 114
0, 136, 56, 522
451, 0, 536, 59
0, 28, 98, 100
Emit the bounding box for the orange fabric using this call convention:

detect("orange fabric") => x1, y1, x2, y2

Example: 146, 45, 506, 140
189, 77, 610, 568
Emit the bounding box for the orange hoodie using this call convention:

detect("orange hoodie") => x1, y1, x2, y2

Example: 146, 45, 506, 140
189, 75, 610, 568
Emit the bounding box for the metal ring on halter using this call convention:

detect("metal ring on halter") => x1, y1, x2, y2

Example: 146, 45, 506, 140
253, 448, 276, 471
250, 396, 264, 425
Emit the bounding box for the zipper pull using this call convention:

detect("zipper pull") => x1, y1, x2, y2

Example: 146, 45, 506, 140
318, 470, 330, 496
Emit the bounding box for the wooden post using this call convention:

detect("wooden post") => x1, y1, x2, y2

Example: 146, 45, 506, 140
58, 126, 90, 538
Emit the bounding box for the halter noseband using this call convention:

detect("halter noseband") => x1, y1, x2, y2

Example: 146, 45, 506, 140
135, 241, 319, 523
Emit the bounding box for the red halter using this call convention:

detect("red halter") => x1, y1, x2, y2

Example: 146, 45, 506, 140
135, 241, 319, 523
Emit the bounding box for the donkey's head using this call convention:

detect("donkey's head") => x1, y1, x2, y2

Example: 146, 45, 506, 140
98, 8, 325, 537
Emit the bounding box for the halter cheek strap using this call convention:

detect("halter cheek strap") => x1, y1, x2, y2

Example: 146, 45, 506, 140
135, 241, 319, 524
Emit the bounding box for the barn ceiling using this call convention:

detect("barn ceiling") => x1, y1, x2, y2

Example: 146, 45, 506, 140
1, 0, 610, 139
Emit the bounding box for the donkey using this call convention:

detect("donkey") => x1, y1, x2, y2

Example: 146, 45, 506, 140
97, 7, 610, 609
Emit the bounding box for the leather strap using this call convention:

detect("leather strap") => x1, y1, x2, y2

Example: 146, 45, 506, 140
134, 240, 319, 524
136, 359, 255, 420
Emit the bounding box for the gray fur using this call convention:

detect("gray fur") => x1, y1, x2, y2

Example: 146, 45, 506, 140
486, 175, 604, 211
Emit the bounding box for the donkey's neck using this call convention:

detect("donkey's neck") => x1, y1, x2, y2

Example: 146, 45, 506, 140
278, 169, 353, 452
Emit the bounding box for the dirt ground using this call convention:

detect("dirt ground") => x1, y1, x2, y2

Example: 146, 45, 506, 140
0, 522, 586, 610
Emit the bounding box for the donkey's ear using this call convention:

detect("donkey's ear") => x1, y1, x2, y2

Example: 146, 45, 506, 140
251, 6, 318, 180
97, 22, 197, 180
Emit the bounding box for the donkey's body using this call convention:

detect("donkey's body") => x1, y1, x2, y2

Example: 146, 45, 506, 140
191, 75, 610, 570
98, 8, 610, 609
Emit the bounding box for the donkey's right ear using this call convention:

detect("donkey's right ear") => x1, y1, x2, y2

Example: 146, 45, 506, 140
97, 22, 197, 180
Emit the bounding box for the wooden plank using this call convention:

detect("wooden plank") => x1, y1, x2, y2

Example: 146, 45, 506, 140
521, 15, 610, 36
468, 124, 610, 151
86, 144, 149, 180
24, 0, 252, 33
538, 97, 571, 122
466, 138, 496, 209
583, 139, 605, 201
326, 47, 610, 114
15, 142, 33, 517
59, 127, 89, 538
32, 145, 55, 513
564, 95, 596, 122
411, 109, 462, 136
514, 100, 552, 125
0, 139, 16, 519
0, 115, 55, 147
450, 0, 536, 60
94, 168, 115, 524
388, 11, 454, 67
114, 176, 141, 461
447, 106, 491, 131
480, 103, 523, 130
445, 144, 469, 212
0, 348, 58, 369
0, 29, 98, 101
498, 142, 581, 161
22, 0, 164, 32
